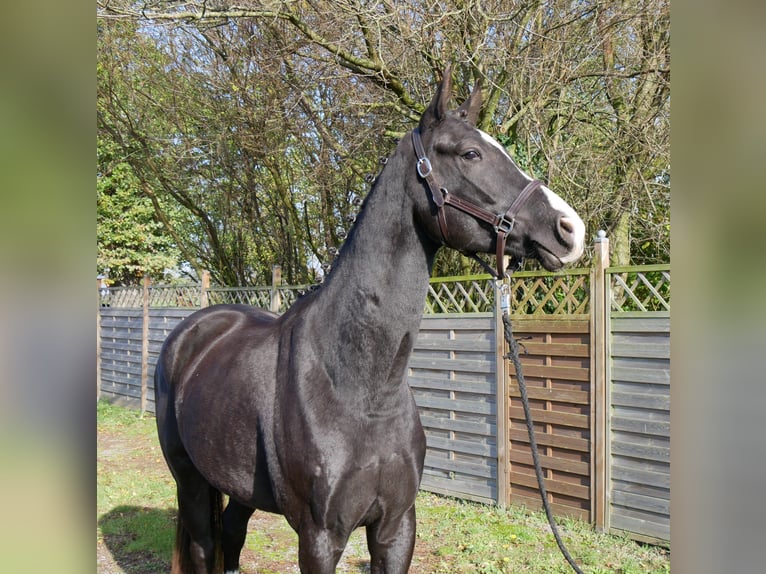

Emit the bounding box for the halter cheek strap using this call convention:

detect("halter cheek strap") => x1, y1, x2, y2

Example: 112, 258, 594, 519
411, 127, 544, 278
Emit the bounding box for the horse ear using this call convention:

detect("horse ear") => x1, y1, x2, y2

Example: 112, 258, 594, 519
420, 64, 453, 131
456, 78, 482, 125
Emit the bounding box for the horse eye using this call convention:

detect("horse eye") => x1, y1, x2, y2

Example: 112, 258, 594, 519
462, 150, 481, 160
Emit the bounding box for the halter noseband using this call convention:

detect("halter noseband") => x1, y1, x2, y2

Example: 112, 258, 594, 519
411, 127, 544, 278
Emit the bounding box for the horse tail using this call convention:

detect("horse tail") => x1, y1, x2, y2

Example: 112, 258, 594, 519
210, 487, 224, 572
171, 486, 224, 574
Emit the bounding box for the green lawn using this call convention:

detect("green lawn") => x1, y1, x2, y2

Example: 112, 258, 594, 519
97, 401, 669, 573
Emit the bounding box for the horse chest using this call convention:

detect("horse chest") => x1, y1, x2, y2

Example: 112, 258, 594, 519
274, 409, 425, 522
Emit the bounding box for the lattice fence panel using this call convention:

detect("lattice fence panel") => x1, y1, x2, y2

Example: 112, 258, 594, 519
609, 266, 670, 312
508, 270, 590, 315
105, 287, 142, 308
277, 287, 311, 312
207, 287, 272, 308
425, 275, 495, 314
149, 285, 201, 308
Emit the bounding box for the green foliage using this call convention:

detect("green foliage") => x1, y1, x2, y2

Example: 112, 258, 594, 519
97, 138, 181, 285
97, 1, 670, 283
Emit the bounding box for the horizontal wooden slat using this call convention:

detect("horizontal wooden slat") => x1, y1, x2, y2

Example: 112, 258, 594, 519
611, 416, 670, 437
611, 465, 669, 490
610, 479, 668, 500
100, 345, 142, 357
100, 361, 142, 376
426, 435, 495, 458
100, 311, 143, 321
509, 428, 589, 453
509, 363, 590, 382
610, 316, 670, 333
611, 490, 670, 515
508, 449, 589, 476
509, 385, 589, 405
610, 513, 669, 542
99, 382, 142, 399
419, 415, 494, 436
418, 315, 494, 330
409, 376, 493, 395
611, 391, 669, 411
611, 440, 669, 463
509, 493, 589, 521
509, 407, 588, 429
420, 474, 495, 504
611, 342, 670, 359
413, 338, 494, 352
506, 317, 590, 331
518, 341, 590, 357
611, 364, 670, 385
415, 395, 494, 415
424, 454, 495, 479
509, 471, 589, 499
408, 356, 494, 374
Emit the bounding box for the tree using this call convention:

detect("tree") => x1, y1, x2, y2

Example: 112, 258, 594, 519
97, 0, 669, 282
97, 136, 181, 285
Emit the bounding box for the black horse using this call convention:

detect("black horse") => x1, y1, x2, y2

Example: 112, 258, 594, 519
155, 68, 585, 574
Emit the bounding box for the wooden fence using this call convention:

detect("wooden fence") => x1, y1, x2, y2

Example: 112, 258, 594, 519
604, 263, 670, 543
97, 236, 670, 544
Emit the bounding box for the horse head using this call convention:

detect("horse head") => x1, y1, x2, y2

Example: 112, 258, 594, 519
409, 67, 585, 273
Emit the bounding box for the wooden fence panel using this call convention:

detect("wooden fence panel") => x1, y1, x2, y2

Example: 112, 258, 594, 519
144, 308, 196, 414
96, 260, 671, 544
607, 313, 670, 543
505, 316, 592, 521
408, 314, 499, 504
99, 307, 195, 412
99, 307, 144, 408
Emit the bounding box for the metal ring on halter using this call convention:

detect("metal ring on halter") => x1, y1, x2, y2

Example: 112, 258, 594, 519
494, 214, 515, 235
416, 157, 432, 179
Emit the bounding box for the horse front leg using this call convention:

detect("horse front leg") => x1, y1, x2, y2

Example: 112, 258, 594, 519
365, 504, 417, 574
296, 508, 348, 574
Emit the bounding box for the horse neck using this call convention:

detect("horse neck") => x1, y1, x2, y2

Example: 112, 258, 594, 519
311, 147, 438, 374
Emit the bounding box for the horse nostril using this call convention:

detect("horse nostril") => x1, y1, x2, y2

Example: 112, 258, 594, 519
559, 216, 575, 237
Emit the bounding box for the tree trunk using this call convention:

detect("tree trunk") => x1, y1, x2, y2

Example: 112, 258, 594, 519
611, 211, 631, 267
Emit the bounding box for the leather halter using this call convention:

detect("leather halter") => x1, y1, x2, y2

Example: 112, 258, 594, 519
411, 127, 544, 278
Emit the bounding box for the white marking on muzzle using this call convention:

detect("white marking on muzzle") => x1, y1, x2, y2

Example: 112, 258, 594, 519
541, 185, 586, 263
479, 130, 585, 263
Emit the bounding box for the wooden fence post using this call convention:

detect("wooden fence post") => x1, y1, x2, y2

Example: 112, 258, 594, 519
494, 278, 510, 507
140, 275, 150, 414
591, 230, 610, 530
270, 265, 282, 313
96, 278, 102, 400
200, 270, 210, 308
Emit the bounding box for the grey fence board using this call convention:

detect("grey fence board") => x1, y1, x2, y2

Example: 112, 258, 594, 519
99, 308, 144, 408
144, 308, 196, 414
607, 313, 670, 543
408, 313, 498, 504
99, 306, 194, 413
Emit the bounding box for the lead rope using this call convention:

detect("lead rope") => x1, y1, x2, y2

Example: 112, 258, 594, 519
499, 282, 585, 574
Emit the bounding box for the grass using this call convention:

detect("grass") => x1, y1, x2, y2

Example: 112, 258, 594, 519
97, 401, 669, 573
414, 495, 669, 573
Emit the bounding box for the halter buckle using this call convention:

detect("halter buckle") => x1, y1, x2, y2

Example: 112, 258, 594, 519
416, 157, 433, 179
494, 214, 515, 235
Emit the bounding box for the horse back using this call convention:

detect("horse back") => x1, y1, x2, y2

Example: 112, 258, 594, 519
157, 304, 276, 381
